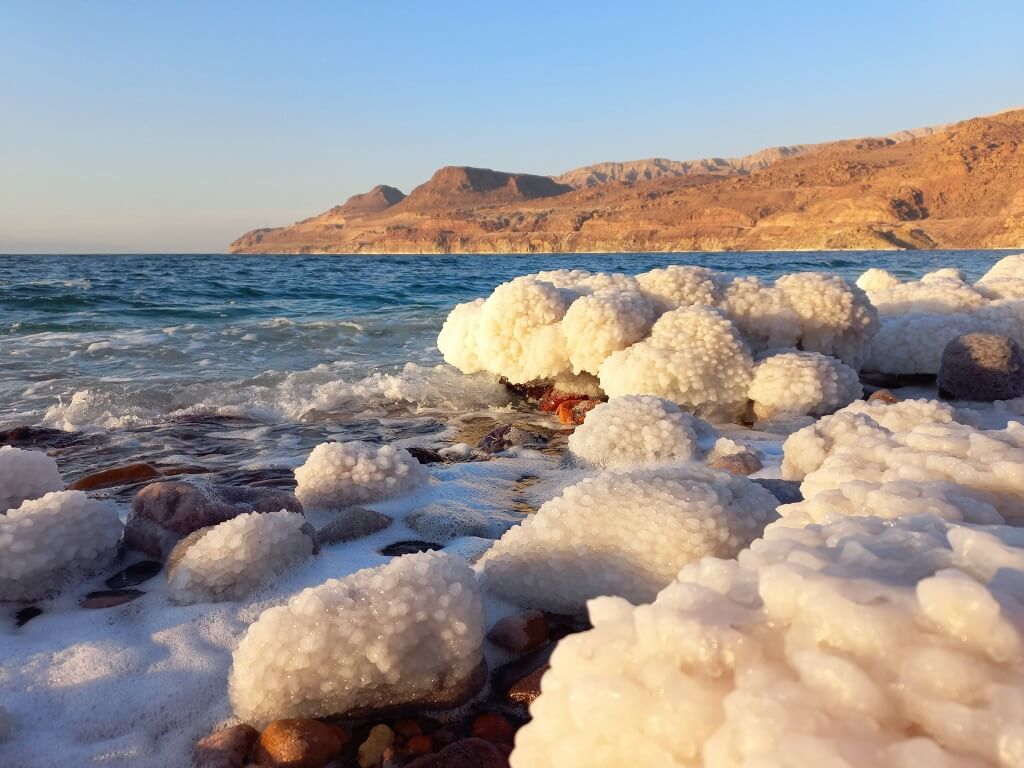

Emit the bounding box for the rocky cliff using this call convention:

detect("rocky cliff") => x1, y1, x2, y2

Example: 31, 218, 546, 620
230, 109, 1024, 254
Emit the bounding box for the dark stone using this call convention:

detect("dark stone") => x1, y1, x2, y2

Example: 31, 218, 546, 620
858, 371, 936, 389
81, 589, 145, 609
405, 737, 509, 768
938, 333, 1024, 402
317, 507, 392, 546
379, 540, 443, 556
105, 560, 162, 589
492, 643, 556, 698
478, 424, 547, 454
0, 425, 88, 449
69, 463, 164, 491
15, 606, 42, 627
406, 447, 445, 464
194, 723, 259, 768
753, 478, 803, 504
506, 664, 548, 706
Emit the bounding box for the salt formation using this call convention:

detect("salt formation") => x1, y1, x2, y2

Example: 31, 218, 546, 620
478, 466, 777, 614
856, 267, 901, 292
293, 441, 427, 508
0, 445, 63, 512
598, 306, 755, 422
229, 551, 484, 725
0, 490, 122, 601
566, 395, 714, 467
167, 510, 315, 604
748, 351, 862, 420
437, 265, 878, 421
560, 290, 656, 375
511, 514, 1024, 768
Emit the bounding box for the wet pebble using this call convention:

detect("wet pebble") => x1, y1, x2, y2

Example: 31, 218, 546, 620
193, 723, 258, 768
379, 540, 443, 556
105, 560, 162, 589
80, 589, 145, 609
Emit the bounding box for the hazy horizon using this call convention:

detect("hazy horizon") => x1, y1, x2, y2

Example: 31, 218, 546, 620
3, 0, 1023, 254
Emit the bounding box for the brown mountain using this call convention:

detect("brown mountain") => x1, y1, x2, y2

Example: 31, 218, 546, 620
230, 109, 1024, 254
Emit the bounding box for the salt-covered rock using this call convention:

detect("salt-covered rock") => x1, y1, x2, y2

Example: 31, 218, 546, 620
561, 290, 657, 375
293, 441, 427, 509
598, 306, 755, 422
856, 267, 901, 292
0, 445, 63, 513
479, 466, 777, 614
437, 299, 487, 374
938, 332, 1024, 401
0, 490, 122, 601
510, 514, 1024, 768
749, 351, 862, 420
229, 551, 485, 725
717, 276, 802, 354
635, 265, 728, 311
125, 480, 303, 559
567, 396, 714, 467
167, 510, 316, 604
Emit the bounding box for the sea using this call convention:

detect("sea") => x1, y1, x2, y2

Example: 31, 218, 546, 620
0, 250, 1012, 482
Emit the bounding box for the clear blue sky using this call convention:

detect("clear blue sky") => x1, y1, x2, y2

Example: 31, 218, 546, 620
2, 1, 1021, 253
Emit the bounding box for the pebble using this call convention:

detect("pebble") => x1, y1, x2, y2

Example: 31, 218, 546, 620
193, 723, 259, 768
358, 724, 395, 768
507, 664, 548, 706
316, 507, 392, 546
751, 478, 803, 504
254, 719, 347, 768
538, 388, 589, 413
555, 398, 598, 425
471, 713, 515, 745
406, 447, 445, 464
80, 589, 145, 609
866, 388, 899, 404
105, 560, 162, 589
14, 606, 42, 627
379, 540, 444, 556
69, 462, 164, 491
487, 610, 548, 653
707, 452, 762, 475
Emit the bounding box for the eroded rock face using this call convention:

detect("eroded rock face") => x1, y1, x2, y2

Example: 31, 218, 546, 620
124, 481, 303, 559
938, 332, 1024, 401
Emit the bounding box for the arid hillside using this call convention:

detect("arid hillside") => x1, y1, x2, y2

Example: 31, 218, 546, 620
231, 109, 1024, 253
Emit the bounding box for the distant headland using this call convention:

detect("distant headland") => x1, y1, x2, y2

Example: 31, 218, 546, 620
230, 108, 1024, 254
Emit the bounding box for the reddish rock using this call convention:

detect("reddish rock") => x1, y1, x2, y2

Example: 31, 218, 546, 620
487, 610, 548, 653
393, 719, 423, 739
194, 724, 259, 768
405, 738, 509, 768
125, 480, 303, 558
866, 388, 899, 404
707, 452, 762, 476
556, 398, 598, 425
471, 713, 515, 745
402, 734, 433, 757
507, 664, 548, 706
69, 463, 163, 491
254, 719, 345, 768
538, 388, 589, 413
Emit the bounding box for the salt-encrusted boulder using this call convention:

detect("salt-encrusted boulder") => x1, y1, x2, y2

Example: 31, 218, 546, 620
229, 551, 485, 725
294, 441, 427, 509
566, 395, 716, 467
167, 510, 316, 604
635, 265, 728, 311
0, 490, 122, 601
510, 514, 1024, 768
560, 290, 657, 375
0, 445, 63, 513
856, 267, 901, 292
749, 351, 862, 420
478, 466, 777, 614
938, 332, 1024, 402
598, 306, 755, 422
125, 481, 303, 559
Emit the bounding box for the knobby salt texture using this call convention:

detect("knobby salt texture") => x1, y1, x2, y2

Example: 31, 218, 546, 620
294, 440, 427, 508
0, 445, 63, 512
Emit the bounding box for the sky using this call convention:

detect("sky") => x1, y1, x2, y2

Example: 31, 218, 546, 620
1, 1, 1022, 253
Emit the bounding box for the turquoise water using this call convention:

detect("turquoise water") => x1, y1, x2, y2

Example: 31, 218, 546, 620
0, 250, 1013, 480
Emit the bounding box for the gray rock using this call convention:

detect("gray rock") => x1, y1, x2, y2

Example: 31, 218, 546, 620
125, 481, 303, 559
938, 333, 1024, 402
752, 478, 803, 505
316, 506, 392, 545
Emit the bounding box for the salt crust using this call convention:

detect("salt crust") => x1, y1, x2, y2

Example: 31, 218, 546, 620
748, 351, 862, 420
0, 490, 122, 601
567, 395, 714, 467
229, 551, 484, 725
598, 306, 755, 422
294, 440, 427, 508
511, 513, 1024, 768
0, 445, 63, 513
168, 510, 315, 604
478, 465, 777, 614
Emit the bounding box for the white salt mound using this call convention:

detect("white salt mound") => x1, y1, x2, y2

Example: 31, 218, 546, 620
856, 267, 901, 292
0, 445, 63, 512
560, 290, 656, 375
167, 510, 315, 604
748, 351, 862, 420
436, 298, 486, 374
511, 514, 1024, 768
598, 306, 754, 422
567, 395, 713, 467
478, 466, 777, 614
229, 551, 484, 725
294, 440, 427, 508
0, 490, 122, 601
